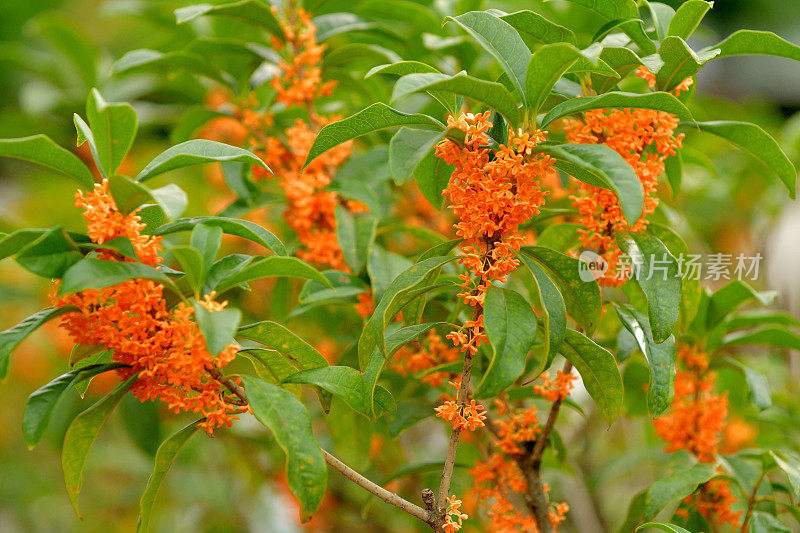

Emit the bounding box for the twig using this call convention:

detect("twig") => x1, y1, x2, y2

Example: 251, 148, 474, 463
741, 471, 767, 533
205, 364, 438, 527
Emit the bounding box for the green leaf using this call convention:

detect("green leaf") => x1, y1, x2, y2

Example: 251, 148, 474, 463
59, 258, 178, 296
475, 287, 537, 398
86, 89, 138, 176
655, 36, 720, 92
664, 150, 682, 195
591, 47, 665, 94
644, 463, 718, 520
239, 376, 327, 521
175, 0, 283, 37
518, 252, 567, 366
23, 363, 126, 448
0, 135, 94, 189
62, 375, 137, 517
283, 367, 395, 419
365, 60, 440, 79
445, 11, 530, 98
136, 140, 268, 182
560, 328, 623, 424
721, 328, 800, 351
193, 301, 240, 355
389, 127, 446, 185
14, 226, 83, 278
304, 103, 443, 170
617, 231, 682, 343
750, 511, 792, 533
706, 280, 776, 330
414, 148, 454, 209
693, 121, 796, 198
722, 357, 771, 410
154, 217, 285, 256
519, 246, 602, 335
368, 245, 414, 302
646, 224, 700, 331
238, 321, 329, 370
525, 43, 591, 115
385, 322, 445, 356
191, 223, 223, 275
615, 304, 675, 418
359, 256, 456, 366
541, 91, 693, 128
214, 256, 330, 294
499, 10, 576, 46
667, 0, 712, 40
313, 13, 374, 41
391, 72, 520, 128
564, 0, 656, 54
0, 306, 79, 380
708, 29, 800, 62
111, 49, 233, 87
541, 143, 644, 225
768, 451, 800, 499
335, 206, 376, 273
137, 420, 202, 533
108, 174, 187, 219
645, 2, 675, 41
637, 523, 692, 533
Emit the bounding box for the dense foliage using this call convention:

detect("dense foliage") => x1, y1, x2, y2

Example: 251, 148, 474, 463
2, 1, 800, 532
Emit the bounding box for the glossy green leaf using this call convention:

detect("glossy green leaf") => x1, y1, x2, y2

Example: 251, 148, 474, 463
137, 420, 202, 533
519, 246, 602, 335
239, 375, 327, 521
644, 463, 718, 519
1, 306, 80, 379
239, 321, 329, 370
14, 226, 83, 278
706, 280, 776, 330
385, 322, 445, 356
23, 363, 126, 448
136, 140, 268, 182
541, 143, 644, 225
518, 252, 567, 366
541, 91, 692, 128
389, 127, 446, 185
155, 216, 285, 256
414, 147, 454, 209
283, 367, 395, 419
560, 329, 623, 424
591, 47, 665, 94
525, 43, 589, 115
750, 511, 791, 533
214, 256, 329, 294
694, 121, 796, 198
313, 13, 374, 41
637, 523, 692, 533
645, 2, 675, 41
112, 49, 233, 87
565, 0, 656, 54
445, 11, 531, 98
0, 135, 94, 189
721, 328, 800, 351
723, 357, 771, 410
108, 174, 187, 219
335, 206, 376, 273
62, 375, 137, 517
304, 103, 443, 169
193, 301, 240, 355
617, 231, 682, 343
59, 258, 178, 296
175, 0, 283, 37
615, 304, 675, 418
475, 287, 537, 398
655, 36, 720, 91
768, 451, 800, 499
667, 0, 712, 40
191, 223, 222, 275
391, 72, 520, 127
499, 10, 576, 46
365, 61, 440, 79
86, 89, 137, 176
709, 29, 800, 62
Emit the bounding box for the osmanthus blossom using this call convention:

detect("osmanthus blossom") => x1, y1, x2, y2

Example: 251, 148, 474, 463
55, 181, 245, 435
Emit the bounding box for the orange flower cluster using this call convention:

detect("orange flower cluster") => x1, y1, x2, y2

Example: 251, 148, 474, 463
55, 181, 243, 434
533, 370, 577, 402
443, 494, 469, 533
435, 379, 487, 431
654, 343, 740, 527
392, 330, 460, 387
269, 8, 336, 108
259, 117, 354, 269
564, 68, 690, 286
436, 112, 552, 355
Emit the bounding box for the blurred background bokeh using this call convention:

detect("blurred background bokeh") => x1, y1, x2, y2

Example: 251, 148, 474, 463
1, 0, 800, 532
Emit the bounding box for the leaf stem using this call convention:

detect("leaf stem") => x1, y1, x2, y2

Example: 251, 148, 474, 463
740, 470, 767, 532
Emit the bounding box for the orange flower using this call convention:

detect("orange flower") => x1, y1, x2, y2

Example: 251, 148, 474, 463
443, 494, 469, 533
565, 69, 690, 286
55, 181, 243, 435
393, 330, 460, 387
533, 370, 577, 402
